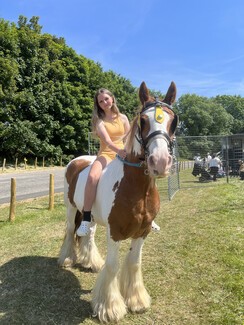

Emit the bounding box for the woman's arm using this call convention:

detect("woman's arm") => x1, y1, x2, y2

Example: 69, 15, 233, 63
120, 113, 130, 136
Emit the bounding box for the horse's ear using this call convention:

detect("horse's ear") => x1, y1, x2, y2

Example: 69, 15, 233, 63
139, 81, 150, 104
163, 81, 177, 105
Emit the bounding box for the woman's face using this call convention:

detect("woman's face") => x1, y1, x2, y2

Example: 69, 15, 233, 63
97, 93, 113, 111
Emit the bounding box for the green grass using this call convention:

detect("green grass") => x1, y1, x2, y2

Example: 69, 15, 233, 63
0, 182, 243, 325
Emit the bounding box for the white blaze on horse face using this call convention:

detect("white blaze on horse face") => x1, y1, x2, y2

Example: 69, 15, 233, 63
146, 110, 172, 177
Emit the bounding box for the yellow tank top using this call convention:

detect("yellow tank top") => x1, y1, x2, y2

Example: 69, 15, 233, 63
98, 115, 125, 160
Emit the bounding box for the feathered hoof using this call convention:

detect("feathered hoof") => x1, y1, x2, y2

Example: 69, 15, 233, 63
57, 257, 74, 268
80, 253, 104, 273
126, 293, 151, 313
92, 301, 127, 323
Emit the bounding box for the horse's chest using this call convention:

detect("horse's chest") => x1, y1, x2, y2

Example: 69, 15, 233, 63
107, 178, 160, 240
119, 176, 160, 212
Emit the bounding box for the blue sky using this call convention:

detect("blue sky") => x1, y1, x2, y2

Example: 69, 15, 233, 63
1, 0, 244, 98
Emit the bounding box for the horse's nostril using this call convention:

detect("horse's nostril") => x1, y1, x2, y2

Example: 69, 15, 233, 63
149, 155, 156, 167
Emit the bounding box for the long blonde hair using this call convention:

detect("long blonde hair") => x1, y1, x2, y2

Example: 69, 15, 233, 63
91, 88, 120, 134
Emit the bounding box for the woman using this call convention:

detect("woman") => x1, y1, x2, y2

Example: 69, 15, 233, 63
76, 88, 130, 236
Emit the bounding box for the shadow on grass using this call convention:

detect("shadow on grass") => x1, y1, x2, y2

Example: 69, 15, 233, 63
0, 256, 93, 324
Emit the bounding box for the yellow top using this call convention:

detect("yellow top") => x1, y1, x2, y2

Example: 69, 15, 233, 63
97, 115, 125, 160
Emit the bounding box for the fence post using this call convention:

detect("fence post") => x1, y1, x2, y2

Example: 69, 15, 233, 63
35, 157, 37, 169
2, 158, 6, 172
15, 158, 18, 170
49, 173, 54, 210
42, 157, 45, 168
9, 178, 16, 222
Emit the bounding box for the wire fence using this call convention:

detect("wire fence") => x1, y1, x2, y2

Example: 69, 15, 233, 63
177, 134, 244, 187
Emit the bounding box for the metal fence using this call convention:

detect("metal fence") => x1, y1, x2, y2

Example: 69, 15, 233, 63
176, 134, 244, 188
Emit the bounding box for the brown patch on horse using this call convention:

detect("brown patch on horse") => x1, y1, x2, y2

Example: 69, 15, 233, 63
66, 159, 91, 205
108, 169, 160, 241
74, 210, 83, 233
163, 106, 178, 136
140, 114, 150, 139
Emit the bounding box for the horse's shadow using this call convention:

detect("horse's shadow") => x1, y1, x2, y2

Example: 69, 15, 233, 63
0, 256, 94, 324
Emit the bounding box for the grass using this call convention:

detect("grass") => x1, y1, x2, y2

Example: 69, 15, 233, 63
0, 181, 243, 325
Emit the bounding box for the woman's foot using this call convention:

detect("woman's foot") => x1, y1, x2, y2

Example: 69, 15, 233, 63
152, 220, 160, 231
76, 221, 91, 236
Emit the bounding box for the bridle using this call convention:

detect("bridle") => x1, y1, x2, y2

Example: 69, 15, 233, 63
136, 100, 178, 156
116, 100, 178, 172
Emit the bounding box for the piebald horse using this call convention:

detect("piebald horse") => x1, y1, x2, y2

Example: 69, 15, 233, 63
58, 81, 178, 323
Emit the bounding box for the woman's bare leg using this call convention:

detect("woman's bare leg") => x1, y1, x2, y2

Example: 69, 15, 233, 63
77, 156, 109, 236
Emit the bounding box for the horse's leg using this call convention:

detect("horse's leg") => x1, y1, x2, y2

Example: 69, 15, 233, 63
78, 222, 104, 272
92, 232, 127, 323
120, 237, 151, 312
58, 203, 78, 267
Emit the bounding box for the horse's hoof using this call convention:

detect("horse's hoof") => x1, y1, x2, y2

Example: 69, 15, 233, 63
58, 257, 74, 268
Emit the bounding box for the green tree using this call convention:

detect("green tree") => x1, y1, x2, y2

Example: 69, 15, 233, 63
214, 95, 244, 134
177, 94, 233, 136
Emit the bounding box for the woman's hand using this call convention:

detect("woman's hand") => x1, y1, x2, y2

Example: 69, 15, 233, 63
118, 149, 127, 160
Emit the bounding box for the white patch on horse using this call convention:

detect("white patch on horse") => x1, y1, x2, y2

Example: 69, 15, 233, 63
93, 159, 124, 225
146, 108, 171, 135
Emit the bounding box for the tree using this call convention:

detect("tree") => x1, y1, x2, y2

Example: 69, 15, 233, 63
0, 16, 139, 160
177, 94, 233, 136
214, 95, 244, 134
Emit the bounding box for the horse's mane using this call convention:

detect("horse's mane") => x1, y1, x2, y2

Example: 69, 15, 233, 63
125, 115, 139, 154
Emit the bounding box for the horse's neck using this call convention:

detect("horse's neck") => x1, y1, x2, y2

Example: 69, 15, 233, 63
124, 153, 156, 188
124, 135, 157, 190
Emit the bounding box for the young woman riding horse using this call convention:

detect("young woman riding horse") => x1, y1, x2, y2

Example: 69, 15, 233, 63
58, 81, 178, 323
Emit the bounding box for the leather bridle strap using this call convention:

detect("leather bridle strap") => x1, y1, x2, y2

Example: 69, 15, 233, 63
143, 130, 171, 149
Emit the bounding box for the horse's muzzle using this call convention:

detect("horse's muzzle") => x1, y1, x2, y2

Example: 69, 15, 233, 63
147, 153, 172, 177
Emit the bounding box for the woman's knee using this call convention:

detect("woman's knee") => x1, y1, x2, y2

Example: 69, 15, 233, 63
87, 173, 100, 186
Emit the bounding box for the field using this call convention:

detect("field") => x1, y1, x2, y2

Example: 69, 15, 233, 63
0, 180, 243, 324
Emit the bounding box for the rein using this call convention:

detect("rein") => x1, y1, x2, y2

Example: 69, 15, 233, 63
116, 154, 144, 168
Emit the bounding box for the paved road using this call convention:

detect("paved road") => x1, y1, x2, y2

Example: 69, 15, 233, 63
0, 168, 65, 205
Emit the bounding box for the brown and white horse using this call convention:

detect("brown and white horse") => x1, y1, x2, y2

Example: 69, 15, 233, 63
58, 81, 178, 323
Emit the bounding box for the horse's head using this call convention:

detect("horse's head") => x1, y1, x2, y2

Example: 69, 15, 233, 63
136, 81, 178, 177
